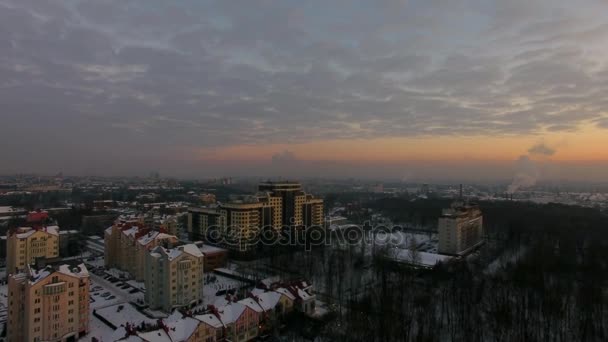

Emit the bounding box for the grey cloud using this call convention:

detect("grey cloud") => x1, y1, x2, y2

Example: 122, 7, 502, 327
1, 0, 608, 176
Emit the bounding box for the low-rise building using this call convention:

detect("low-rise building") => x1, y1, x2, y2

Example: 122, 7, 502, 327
7, 263, 90, 342
196, 242, 228, 270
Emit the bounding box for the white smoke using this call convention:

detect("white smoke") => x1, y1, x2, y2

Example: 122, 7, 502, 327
507, 155, 540, 193
507, 141, 557, 194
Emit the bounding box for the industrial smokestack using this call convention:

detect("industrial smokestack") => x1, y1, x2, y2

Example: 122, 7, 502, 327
459, 184, 463, 200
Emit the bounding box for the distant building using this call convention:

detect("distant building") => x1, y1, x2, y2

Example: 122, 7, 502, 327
158, 215, 179, 236
188, 199, 271, 252
7, 263, 90, 342
438, 203, 484, 255
144, 244, 204, 312
0, 206, 27, 219
6, 226, 60, 277
81, 213, 119, 236
58, 230, 80, 257
199, 193, 217, 205
188, 181, 324, 252
258, 181, 324, 228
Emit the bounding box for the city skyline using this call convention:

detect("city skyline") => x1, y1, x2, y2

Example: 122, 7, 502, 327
2, 0, 608, 181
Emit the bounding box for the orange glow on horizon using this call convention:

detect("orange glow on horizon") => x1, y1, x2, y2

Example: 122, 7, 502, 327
195, 125, 608, 163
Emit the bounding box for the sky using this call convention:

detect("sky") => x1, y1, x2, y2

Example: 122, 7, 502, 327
1, 0, 608, 181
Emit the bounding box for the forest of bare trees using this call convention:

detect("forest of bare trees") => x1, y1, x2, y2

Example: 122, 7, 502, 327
267, 199, 608, 341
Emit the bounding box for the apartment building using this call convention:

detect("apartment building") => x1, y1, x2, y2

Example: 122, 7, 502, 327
438, 202, 484, 255
303, 196, 325, 228
104, 220, 178, 281
188, 200, 269, 252
7, 263, 90, 342
6, 226, 60, 276
144, 244, 204, 312
188, 181, 324, 252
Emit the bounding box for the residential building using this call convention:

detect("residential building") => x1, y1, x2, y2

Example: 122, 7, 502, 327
196, 242, 228, 270
145, 244, 204, 312
7, 263, 90, 342
188, 199, 269, 252
6, 226, 60, 277
438, 202, 484, 255
104, 219, 178, 281
159, 215, 179, 236
213, 302, 260, 342
188, 181, 324, 252
258, 181, 323, 228
303, 196, 324, 228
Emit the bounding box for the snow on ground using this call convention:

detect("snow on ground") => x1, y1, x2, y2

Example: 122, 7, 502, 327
97, 303, 157, 329
390, 249, 453, 268
485, 246, 528, 274
313, 300, 330, 318
89, 276, 129, 310
84, 315, 116, 341
127, 280, 146, 291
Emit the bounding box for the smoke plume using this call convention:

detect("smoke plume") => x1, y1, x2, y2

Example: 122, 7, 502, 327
507, 141, 557, 193
507, 155, 540, 194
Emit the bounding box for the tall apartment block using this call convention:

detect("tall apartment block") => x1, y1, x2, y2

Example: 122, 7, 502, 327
7, 263, 90, 342
438, 203, 484, 255
6, 226, 60, 277
258, 181, 324, 227
188, 181, 324, 252
145, 244, 204, 312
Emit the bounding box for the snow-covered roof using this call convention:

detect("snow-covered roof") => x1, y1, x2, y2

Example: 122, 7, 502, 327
27, 263, 88, 285
196, 313, 224, 329
137, 329, 172, 342
122, 226, 140, 238
217, 302, 247, 325
110, 326, 130, 341
255, 291, 282, 311
274, 287, 296, 301
297, 288, 314, 301
58, 263, 89, 278
199, 244, 227, 254
181, 244, 204, 258
137, 232, 176, 246
239, 298, 264, 313
28, 266, 53, 285
151, 244, 203, 261
13, 226, 59, 239
165, 316, 200, 342
45, 226, 59, 236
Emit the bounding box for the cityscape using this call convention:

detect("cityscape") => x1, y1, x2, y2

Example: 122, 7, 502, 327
2, 0, 608, 341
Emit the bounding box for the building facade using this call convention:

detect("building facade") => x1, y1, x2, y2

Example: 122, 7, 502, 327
6, 226, 60, 277
105, 219, 178, 281
188, 181, 324, 252
438, 203, 484, 255
7, 263, 90, 342
145, 244, 204, 312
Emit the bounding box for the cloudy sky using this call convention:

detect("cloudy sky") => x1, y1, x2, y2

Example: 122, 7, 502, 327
1, 0, 608, 181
